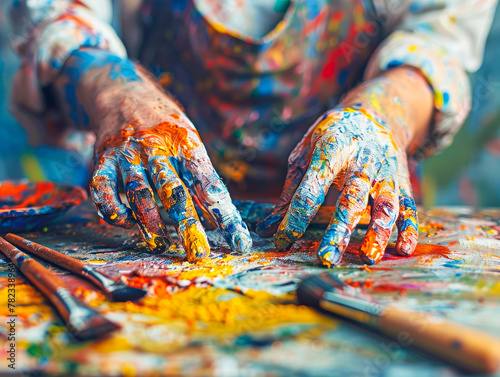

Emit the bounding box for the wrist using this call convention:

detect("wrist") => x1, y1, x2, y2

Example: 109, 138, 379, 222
340, 66, 433, 152
61, 49, 186, 140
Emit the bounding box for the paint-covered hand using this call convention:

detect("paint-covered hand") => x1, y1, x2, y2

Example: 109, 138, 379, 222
256, 107, 418, 267
51, 49, 251, 261
91, 115, 252, 261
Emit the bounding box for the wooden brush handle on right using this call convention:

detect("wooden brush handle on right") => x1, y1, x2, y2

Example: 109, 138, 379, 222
380, 307, 500, 375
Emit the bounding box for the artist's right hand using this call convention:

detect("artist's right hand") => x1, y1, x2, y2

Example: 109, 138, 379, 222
91, 113, 252, 261
56, 49, 252, 261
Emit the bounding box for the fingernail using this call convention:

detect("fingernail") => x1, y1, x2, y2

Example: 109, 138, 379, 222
317, 245, 343, 268
121, 207, 135, 223
111, 207, 135, 228
187, 239, 210, 262
231, 231, 253, 253
273, 233, 294, 251
137, 220, 170, 254
359, 252, 376, 265
360, 229, 386, 264
395, 239, 413, 256
360, 242, 383, 265
317, 223, 351, 268
144, 233, 169, 255
178, 219, 211, 262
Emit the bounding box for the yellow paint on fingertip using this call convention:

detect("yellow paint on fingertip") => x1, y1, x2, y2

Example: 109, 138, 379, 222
320, 252, 333, 269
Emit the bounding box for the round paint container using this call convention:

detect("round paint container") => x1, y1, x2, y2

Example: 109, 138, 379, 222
0, 180, 87, 232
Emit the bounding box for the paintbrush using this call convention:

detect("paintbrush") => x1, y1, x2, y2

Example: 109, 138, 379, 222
297, 272, 500, 375
5, 234, 147, 302
0, 236, 120, 341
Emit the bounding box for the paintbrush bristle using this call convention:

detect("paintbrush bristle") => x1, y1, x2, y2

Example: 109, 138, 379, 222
81, 265, 147, 301
70, 313, 121, 342
296, 273, 338, 308
109, 285, 147, 302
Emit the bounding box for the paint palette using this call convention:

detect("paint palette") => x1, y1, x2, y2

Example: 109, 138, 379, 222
0, 180, 87, 232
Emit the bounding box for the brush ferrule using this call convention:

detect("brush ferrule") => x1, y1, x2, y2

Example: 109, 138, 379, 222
55, 287, 99, 331
321, 291, 383, 327
82, 265, 119, 294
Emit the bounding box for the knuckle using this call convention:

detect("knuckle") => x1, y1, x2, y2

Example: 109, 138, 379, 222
149, 154, 171, 173
90, 174, 108, 192
159, 180, 188, 207
95, 201, 114, 217
292, 191, 321, 217
124, 179, 146, 194
183, 130, 202, 148
342, 178, 370, 207
317, 134, 337, 151
373, 199, 399, 223
203, 179, 230, 201
335, 206, 352, 226
400, 195, 417, 212
169, 185, 189, 204
346, 192, 367, 212
155, 169, 178, 188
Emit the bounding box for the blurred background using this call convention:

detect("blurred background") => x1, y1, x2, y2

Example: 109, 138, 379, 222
1, 3, 499, 208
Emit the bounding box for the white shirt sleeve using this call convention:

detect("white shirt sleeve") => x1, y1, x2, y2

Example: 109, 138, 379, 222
8, 0, 125, 147
365, 0, 498, 158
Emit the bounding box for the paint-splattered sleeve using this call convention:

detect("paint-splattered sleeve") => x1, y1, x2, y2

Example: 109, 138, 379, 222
8, 0, 126, 147
365, 0, 498, 158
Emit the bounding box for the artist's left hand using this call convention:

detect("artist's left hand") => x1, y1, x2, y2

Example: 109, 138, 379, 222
256, 67, 433, 267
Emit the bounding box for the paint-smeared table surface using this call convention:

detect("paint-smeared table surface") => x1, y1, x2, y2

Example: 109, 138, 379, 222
1, 201, 500, 377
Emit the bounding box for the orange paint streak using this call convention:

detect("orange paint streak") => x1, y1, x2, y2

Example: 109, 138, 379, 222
361, 228, 390, 263
0, 181, 86, 210
314, 113, 344, 135
344, 242, 451, 262
98, 118, 202, 160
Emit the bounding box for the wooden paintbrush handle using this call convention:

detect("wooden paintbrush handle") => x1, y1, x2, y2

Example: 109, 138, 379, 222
6, 233, 85, 275
0, 236, 120, 341
380, 307, 500, 375
0, 237, 72, 319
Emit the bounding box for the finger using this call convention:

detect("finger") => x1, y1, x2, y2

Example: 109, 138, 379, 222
273, 134, 347, 251
255, 127, 314, 237
184, 148, 252, 253
118, 150, 172, 254
360, 161, 399, 265
258, 111, 351, 237
395, 179, 419, 256
149, 153, 210, 262
90, 153, 135, 228
317, 172, 372, 268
